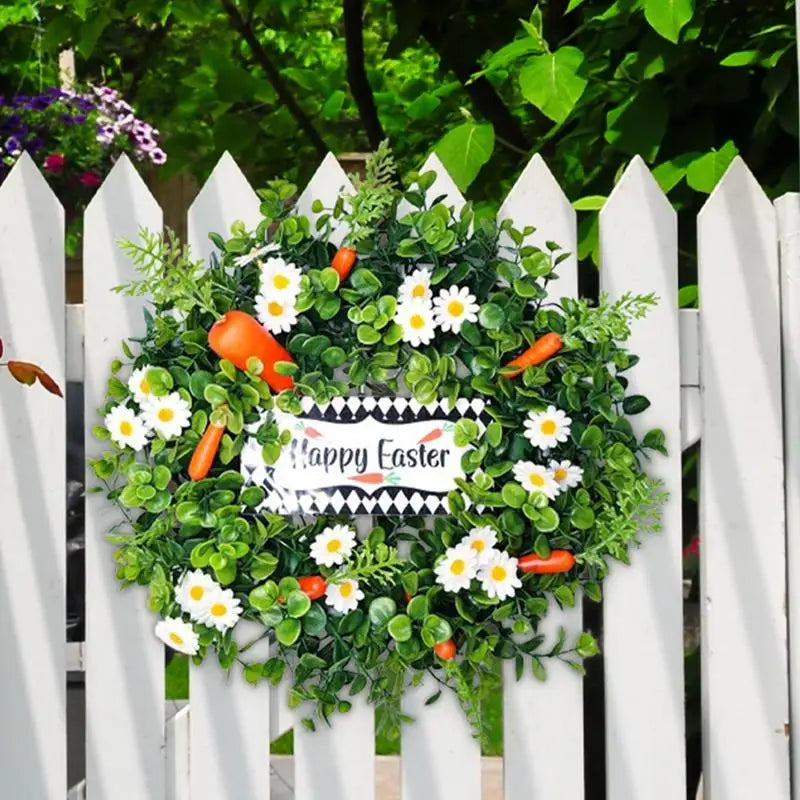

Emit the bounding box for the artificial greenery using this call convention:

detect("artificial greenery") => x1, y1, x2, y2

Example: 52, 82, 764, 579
93, 154, 665, 742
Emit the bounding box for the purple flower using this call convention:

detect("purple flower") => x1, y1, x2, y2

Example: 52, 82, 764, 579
5, 136, 21, 155
149, 148, 167, 165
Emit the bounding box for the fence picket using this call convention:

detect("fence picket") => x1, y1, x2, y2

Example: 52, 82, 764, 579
0, 153, 66, 799
187, 152, 272, 799
497, 154, 584, 800
777, 193, 800, 798
83, 155, 166, 798
698, 157, 789, 798
293, 156, 378, 800
599, 156, 686, 798
400, 153, 482, 800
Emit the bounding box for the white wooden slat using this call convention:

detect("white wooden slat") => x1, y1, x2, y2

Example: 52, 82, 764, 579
599, 156, 685, 799
680, 308, 700, 387
400, 152, 481, 800
187, 151, 272, 800
778, 193, 800, 797
83, 155, 166, 799
166, 704, 191, 800
0, 152, 66, 800
698, 158, 789, 799
497, 153, 584, 800
293, 519, 375, 800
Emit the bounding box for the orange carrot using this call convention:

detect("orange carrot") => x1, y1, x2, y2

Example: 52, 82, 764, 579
418, 428, 443, 444
518, 550, 576, 574
331, 246, 357, 281
348, 472, 385, 484
434, 639, 456, 661
502, 332, 562, 378
188, 420, 225, 481
208, 309, 295, 392
299, 575, 327, 600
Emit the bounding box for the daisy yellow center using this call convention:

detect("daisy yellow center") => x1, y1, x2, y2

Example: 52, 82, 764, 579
210, 603, 227, 618
326, 539, 342, 553
158, 408, 174, 423
273, 274, 290, 290
268, 301, 283, 316
139, 379, 151, 394
339, 582, 354, 598
471, 540, 485, 552
491, 565, 507, 582
189, 586, 204, 601
450, 559, 466, 575
411, 284, 426, 298
540, 420, 557, 435
119, 421, 133, 436
529, 473, 545, 487
410, 314, 425, 330
447, 300, 464, 317
554, 468, 568, 481
169, 632, 184, 646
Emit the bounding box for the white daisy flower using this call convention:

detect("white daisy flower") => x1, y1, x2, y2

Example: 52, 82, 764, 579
325, 579, 364, 614
549, 459, 584, 492
196, 588, 243, 632
461, 526, 498, 565
478, 551, 522, 601
523, 405, 572, 451
141, 392, 191, 439
259, 257, 303, 300
105, 404, 149, 451
434, 544, 478, 593
309, 524, 357, 568
254, 294, 298, 334
398, 268, 432, 304
155, 617, 199, 655
127, 366, 155, 406
234, 242, 278, 268
176, 569, 221, 620
395, 299, 436, 346
432, 285, 480, 334
512, 461, 559, 500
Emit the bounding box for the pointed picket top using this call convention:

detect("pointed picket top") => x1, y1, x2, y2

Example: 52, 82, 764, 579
498, 153, 577, 299
188, 151, 260, 262
699, 155, 774, 223
419, 152, 467, 213
0, 150, 63, 220
602, 155, 673, 221
296, 152, 355, 247
85, 153, 157, 220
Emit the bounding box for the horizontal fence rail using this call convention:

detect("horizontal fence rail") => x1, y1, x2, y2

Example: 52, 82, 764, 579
1, 150, 796, 800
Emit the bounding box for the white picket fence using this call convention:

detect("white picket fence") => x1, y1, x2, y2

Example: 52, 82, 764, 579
0, 147, 798, 800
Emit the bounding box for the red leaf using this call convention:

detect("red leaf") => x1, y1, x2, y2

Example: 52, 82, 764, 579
36, 370, 63, 398
7, 360, 37, 385
0, 337, 4, 359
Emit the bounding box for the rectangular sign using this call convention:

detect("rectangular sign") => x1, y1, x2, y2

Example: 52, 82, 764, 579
241, 396, 490, 515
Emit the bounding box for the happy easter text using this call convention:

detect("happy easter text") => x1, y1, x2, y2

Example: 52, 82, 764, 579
287, 436, 451, 475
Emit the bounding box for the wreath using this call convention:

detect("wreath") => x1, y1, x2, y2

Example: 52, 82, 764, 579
93, 146, 665, 739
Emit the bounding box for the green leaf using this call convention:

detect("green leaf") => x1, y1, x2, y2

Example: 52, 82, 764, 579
678, 285, 698, 308
286, 589, 312, 618
407, 595, 428, 620
622, 395, 651, 414
321, 346, 347, 368
357, 325, 381, 345
575, 631, 600, 658
580, 425, 604, 450
249, 582, 279, 611
303, 604, 327, 635
421, 614, 452, 647
406, 93, 441, 120
720, 50, 761, 67
570, 506, 595, 530
320, 89, 346, 118
519, 47, 587, 123
434, 122, 495, 191
534, 506, 560, 532
350, 268, 382, 296
368, 597, 397, 627
572, 195, 607, 211
502, 482, 528, 508
478, 303, 506, 330
275, 617, 301, 647
387, 614, 413, 642
686, 142, 738, 193
644, 0, 694, 43
151, 465, 171, 491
